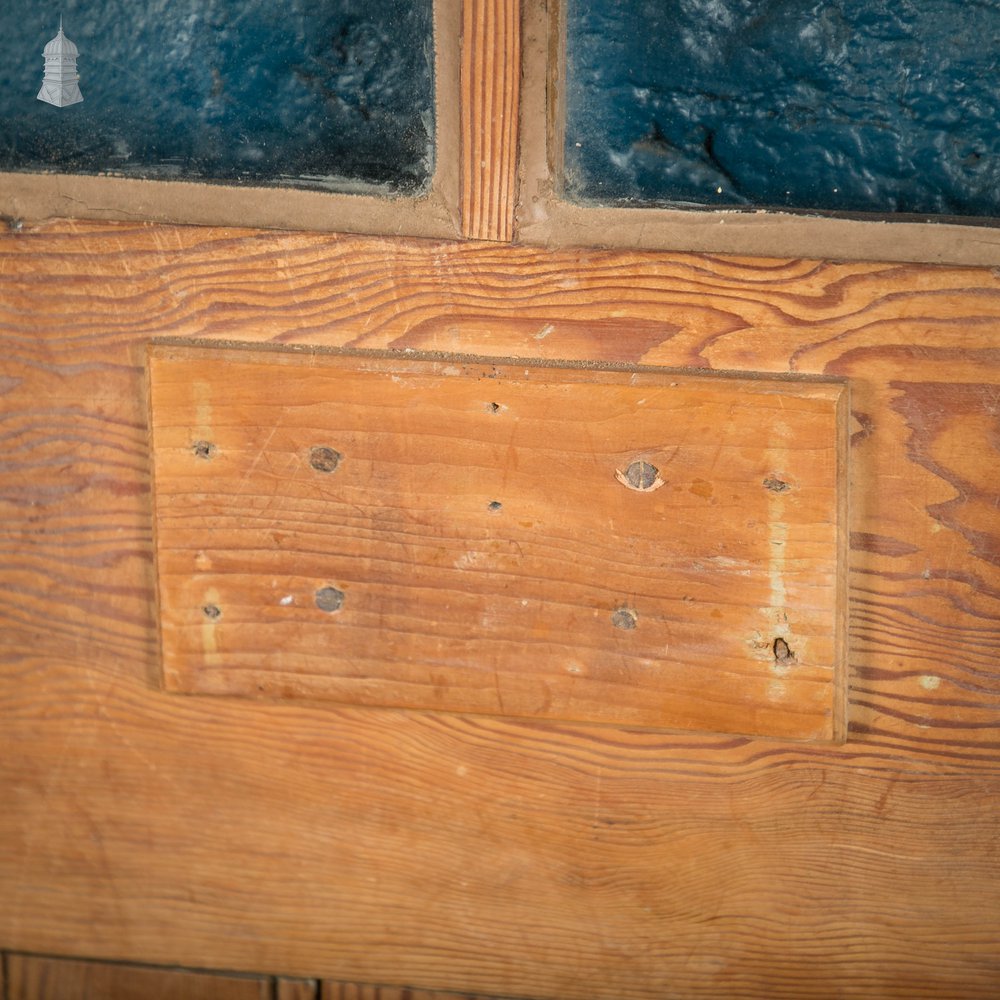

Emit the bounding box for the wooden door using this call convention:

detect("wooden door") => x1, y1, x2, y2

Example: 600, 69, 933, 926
1, 5, 1000, 998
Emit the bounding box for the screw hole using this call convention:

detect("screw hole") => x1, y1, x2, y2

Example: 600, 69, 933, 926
488, 500, 503, 512
617, 460, 663, 492
309, 446, 342, 474
192, 440, 216, 460
763, 476, 791, 493
773, 637, 794, 662
611, 607, 638, 630
315, 586, 345, 613
202, 604, 221, 620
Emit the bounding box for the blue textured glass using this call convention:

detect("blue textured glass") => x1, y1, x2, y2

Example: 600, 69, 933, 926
0, 1, 434, 194
565, 0, 1000, 217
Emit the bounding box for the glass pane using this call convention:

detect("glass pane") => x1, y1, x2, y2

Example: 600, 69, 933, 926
564, 0, 1000, 217
0, 1, 434, 194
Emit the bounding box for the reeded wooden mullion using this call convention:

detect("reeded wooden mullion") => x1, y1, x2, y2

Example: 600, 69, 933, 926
461, 0, 521, 241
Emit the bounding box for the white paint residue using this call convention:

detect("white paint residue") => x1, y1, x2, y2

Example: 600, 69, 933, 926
279, 595, 294, 606
706, 555, 752, 576
768, 520, 789, 624
200, 586, 221, 661
454, 551, 483, 571
193, 381, 213, 443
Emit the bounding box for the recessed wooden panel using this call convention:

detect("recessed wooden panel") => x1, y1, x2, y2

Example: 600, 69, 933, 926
148, 344, 846, 741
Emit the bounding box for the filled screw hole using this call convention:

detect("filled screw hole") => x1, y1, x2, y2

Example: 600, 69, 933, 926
192, 440, 216, 460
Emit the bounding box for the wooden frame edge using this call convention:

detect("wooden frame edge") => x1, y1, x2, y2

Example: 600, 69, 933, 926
0, 1, 462, 240
834, 381, 851, 745
461, 0, 522, 241
515, 1, 1000, 267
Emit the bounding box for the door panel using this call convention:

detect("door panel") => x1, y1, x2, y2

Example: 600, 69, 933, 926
0, 220, 998, 998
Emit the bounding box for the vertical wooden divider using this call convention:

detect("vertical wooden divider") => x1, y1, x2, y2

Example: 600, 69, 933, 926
277, 979, 320, 1000
461, 0, 521, 241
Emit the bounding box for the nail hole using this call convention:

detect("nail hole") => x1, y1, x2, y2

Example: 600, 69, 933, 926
202, 604, 221, 620
773, 637, 794, 662
611, 607, 638, 630
310, 446, 342, 474
488, 402, 502, 413
763, 476, 791, 493
488, 500, 503, 512
192, 440, 216, 460
315, 586, 345, 613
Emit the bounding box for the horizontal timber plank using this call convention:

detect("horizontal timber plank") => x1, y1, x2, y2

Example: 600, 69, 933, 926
1, 219, 999, 997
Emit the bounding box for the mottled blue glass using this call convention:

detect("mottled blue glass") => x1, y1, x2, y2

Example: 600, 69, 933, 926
0, 1, 434, 194
565, 0, 1000, 217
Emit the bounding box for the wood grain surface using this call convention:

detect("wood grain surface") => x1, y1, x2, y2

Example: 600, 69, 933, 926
1, 219, 1000, 998
5, 955, 270, 1000
461, 0, 520, 240
149, 346, 846, 740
